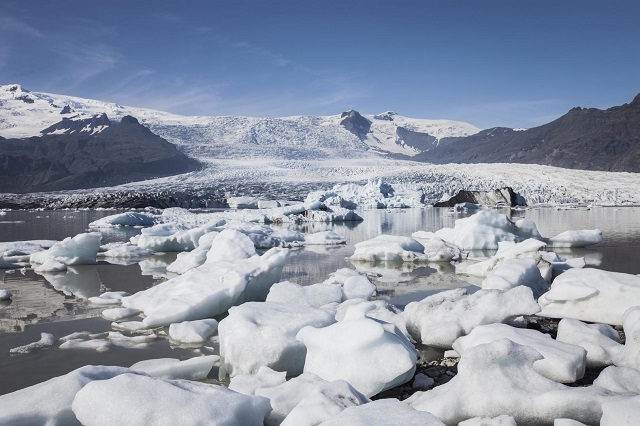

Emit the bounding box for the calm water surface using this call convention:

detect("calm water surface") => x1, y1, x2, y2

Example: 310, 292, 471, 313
1, 206, 639, 394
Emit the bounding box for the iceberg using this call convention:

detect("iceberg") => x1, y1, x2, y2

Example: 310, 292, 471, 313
296, 317, 418, 397
219, 301, 336, 377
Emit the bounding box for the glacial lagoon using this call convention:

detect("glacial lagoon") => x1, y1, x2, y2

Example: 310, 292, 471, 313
1, 206, 639, 395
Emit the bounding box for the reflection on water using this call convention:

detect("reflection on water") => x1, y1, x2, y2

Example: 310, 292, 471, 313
38, 265, 103, 299
1, 206, 640, 395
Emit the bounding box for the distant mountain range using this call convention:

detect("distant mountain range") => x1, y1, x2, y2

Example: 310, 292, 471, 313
421, 94, 640, 172
0, 83, 638, 194
0, 113, 199, 193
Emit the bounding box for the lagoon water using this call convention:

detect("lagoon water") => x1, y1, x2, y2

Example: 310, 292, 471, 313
1, 206, 639, 395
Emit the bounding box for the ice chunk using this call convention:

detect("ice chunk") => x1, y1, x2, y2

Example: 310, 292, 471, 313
297, 317, 418, 397
60, 339, 110, 352
335, 299, 411, 341
594, 366, 640, 394
108, 331, 157, 349
166, 231, 219, 274
0, 288, 12, 300
453, 323, 587, 383
30, 232, 101, 265
556, 318, 621, 367
205, 229, 257, 263
130, 356, 219, 380
99, 243, 154, 258
122, 248, 289, 327
33, 258, 68, 273
342, 275, 376, 300
89, 212, 159, 228
88, 291, 130, 305
406, 339, 625, 424
612, 306, 640, 369
168, 318, 219, 344
280, 380, 370, 426
547, 229, 603, 248
255, 373, 363, 426
600, 395, 640, 426
403, 286, 541, 348
266, 281, 343, 308
538, 269, 640, 325
219, 301, 336, 376
111, 321, 149, 333
101, 307, 141, 321
9, 332, 55, 354
456, 238, 547, 278
434, 211, 542, 250
71, 374, 272, 426
411, 231, 463, 261
349, 235, 426, 262
319, 398, 444, 426
0, 256, 21, 269
481, 258, 549, 298
229, 366, 287, 395
0, 365, 131, 425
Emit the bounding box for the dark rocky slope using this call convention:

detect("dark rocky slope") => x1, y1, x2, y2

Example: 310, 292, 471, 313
420, 94, 640, 172
0, 115, 200, 193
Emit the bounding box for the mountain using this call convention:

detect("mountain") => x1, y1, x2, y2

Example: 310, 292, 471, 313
0, 84, 480, 162
0, 114, 200, 193
421, 94, 640, 172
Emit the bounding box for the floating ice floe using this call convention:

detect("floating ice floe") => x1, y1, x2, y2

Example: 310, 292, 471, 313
98, 243, 154, 258
132, 223, 219, 252
89, 212, 161, 228
323, 268, 377, 301
88, 291, 130, 306
0, 256, 21, 269
33, 258, 68, 273
59, 338, 110, 352
219, 301, 336, 377
303, 230, 346, 245
30, 232, 102, 265
406, 339, 625, 424
165, 231, 219, 274
0, 365, 132, 425
129, 356, 219, 380
456, 238, 547, 278
253, 372, 367, 426
481, 258, 549, 298
71, 373, 272, 426
168, 318, 219, 344
108, 331, 157, 349
296, 317, 418, 397
433, 210, 601, 250
410, 232, 463, 262
403, 286, 541, 349
556, 318, 621, 367
538, 268, 640, 325
122, 248, 289, 327
350, 235, 430, 263
0, 288, 12, 300
452, 323, 587, 383
318, 398, 444, 426
205, 229, 257, 263
9, 332, 55, 354
229, 366, 287, 395
101, 307, 141, 322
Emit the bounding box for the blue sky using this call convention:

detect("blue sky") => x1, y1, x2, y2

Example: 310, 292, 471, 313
1, 0, 639, 128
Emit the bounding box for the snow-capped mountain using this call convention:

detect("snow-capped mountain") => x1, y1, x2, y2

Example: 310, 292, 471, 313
0, 84, 480, 160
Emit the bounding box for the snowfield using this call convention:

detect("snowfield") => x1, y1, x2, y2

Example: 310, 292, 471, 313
2, 84, 639, 207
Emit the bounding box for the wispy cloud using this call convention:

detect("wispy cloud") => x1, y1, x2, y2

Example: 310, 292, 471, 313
231, 41, 292, 67
0, 16, 44, 39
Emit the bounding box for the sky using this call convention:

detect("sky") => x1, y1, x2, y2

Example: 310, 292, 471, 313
1, 0, 639, 129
